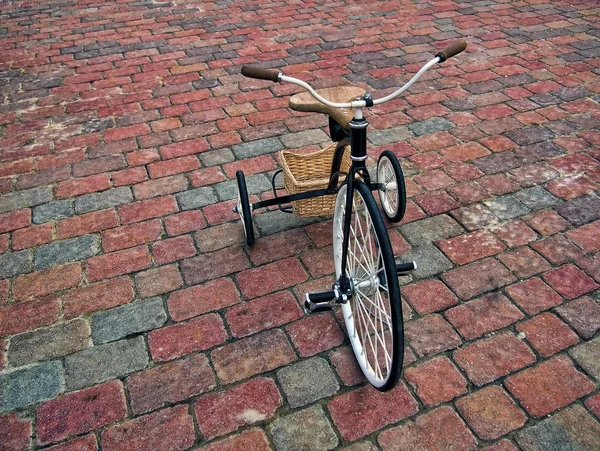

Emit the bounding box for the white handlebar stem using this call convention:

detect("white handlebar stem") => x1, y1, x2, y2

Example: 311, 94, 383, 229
279, 56, 440, 109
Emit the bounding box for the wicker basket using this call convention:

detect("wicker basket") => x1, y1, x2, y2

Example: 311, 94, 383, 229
279, 143, 351, 217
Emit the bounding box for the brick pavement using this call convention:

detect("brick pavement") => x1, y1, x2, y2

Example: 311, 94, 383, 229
0, 0, 599, 449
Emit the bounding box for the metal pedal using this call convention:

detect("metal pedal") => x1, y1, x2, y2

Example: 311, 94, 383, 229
396, 261, 417, 275
304, 290, 337, 314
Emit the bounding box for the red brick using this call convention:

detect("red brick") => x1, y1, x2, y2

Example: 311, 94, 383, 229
437, 230, 506, 265
203, 199, 239, 226
181, 245, 249, 285
226, 290, 302, 338
328, 383, 418, 441
444, 163, 484, 182
57, 209, 118, 239
43, 434, 97, 451
567, 220, 600, 252
287, 313, 344, 357
0, 233, 9, 253
300, 246, 334, 278
445, 292, 524, 340
479, 440, 519, 451
104, 123, 150, 142
453, 332, 536, 386
517, 312, 579, 357
168, 278, 239, 322
151, 117, 181, 132
236, 257, 308, 299
147, 156, 200, 179
442, 258, 516, 300
505, 355, 595, 418
405, 356, 467, 406
543, 264, 599, 299
329, 346, 367, 386
247, 229, 310, 265
0, 209, 30, 234
409, 132, 458, 152
586, 393, 600, 420
102, 219, 163, 252
211, 329, 296, 384
194, 223, 245, 254
402, 280, 458, 315
0, 279, 7, 305
135, 264, 183, 298
112, 167, 148, 187
455, 386, 526, 440
199, 429, 271, 451
86, 246, 152, 282
415, 191, 460, 215
36, 381, 127, 446
195, 378, 282, 439
0, 295, 60, 338
164, 210, 206, 236
506, 277, 563, 315
0, 413, 32, 451
414, 170, 454, 191
547, 175, 598, 200
523, 210, 569, 236
159, 138, 209, 160
497, 246, 551, 278
128, 354, 215, 415
410, 153, 448, 171
556, 296, 600, 339
378, 406, 477, 451
441, 142, 490, 162
12, 223, 54, 250
148, 313, 227, 362
531, 235, 583, 265
189, 166, 227, 187
55, 174, 111, 199
16, 165, 71, 190
479, 135, 516, 153
479, 174, 519, 195
62, 277, 134, 319
132, 174, 188, 200
404, 314, 462, 357
73, 156, 126, 178
0, 159, 33, 178
101, 405, 195, 451
118, 196, 178, 224
449, 181, 488, 204
13, 263, 82, 301
127, 149, 160, 167
152, 235, 196, 264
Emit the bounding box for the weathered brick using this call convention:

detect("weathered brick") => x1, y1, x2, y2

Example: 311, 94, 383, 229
101, 405, 195, 451
55, 174, 111, 199
128, 354, 215, 415
454, 332, 536, 386
269, 405, 338, 451
569, 337, 600, 382
405, 356, 467, 406
133, 174, 188, 200
277, 357, 339, 408
168, 277, 239, 322
148, 313, 227, 362
148, 155, 200, 179
0, 209, 30, 234
517, 313, 579, 357
0, 187, 52, 215
286, 313, 344, 357
211, 329, 296, 384
445, 292, 524, 340
524, 210, 570, 236
43, 434, 98, 451
164, 210, 206, 236
34, 235, 100, 270
0, 361, 64, 413
134, 264, 183, 298
195, 377, 282, 439
378, 406, 477, 451
176, 186, 218, 210
328, 383, 418, 441
199, 428, 271, 451
57, 209, 118, 239
226, 290, 302, 337
181, 246, 249, 285
74, 187, 133, 214
13, 263, 82, 301
442, 258, 516, 300
0, 413, 32, 451
12, 223, 54, 250
91, 297, 166, 344
555, 193, 600, 226
64, 336, 149, 390
119, 195, 178, 224
455, 385, 527, 440
101, 219, 162, 252
33, 200, 74, 224
436, 230, 506, 265
0, 250, 32, 279
543, 264, 599, 299
85, 246, 152, 282
329, 346, 367, 387
556, 296, 600, 339
236, 258, 308, 299
506, 355, 595, 418
8, 319, 90, 366
404, 314, 462, 357
516, 404, 600, 451
62, 277, 134, 319
0, 296, 60, 337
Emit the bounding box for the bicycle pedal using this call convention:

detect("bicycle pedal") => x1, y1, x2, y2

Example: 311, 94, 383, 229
396, 261, 417, 275
304, 291, 337, 314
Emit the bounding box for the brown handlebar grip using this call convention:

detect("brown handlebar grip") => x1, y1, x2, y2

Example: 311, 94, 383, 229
436, 40, 467, 62
241, 65, 280, 82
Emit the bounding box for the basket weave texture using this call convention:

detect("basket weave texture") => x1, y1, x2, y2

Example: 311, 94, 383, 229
279, 143, 351, 217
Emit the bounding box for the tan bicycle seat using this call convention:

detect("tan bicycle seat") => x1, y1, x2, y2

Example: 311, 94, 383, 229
289, 86, 366, 130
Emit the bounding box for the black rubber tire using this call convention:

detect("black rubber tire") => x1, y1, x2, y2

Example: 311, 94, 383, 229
333, 180, 404, 390
377, 150, 407, 223
236, 170, 255, 247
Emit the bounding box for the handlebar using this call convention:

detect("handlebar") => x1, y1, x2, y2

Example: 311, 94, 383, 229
241, 40, 467, 109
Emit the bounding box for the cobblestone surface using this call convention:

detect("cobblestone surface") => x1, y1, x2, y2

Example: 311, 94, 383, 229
0, 0, 599, 448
